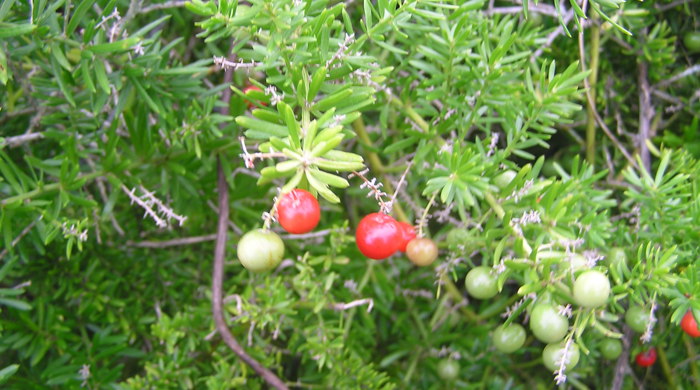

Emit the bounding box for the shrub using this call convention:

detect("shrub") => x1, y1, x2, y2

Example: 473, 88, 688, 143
1, 0, 699, 388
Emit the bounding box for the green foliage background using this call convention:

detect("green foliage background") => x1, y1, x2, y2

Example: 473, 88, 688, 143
1, 0, 699, 388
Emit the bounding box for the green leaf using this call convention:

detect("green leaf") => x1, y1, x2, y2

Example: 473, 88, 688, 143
0, 364, 19, 383
314, 159, 365, 172
313, 88, 354, 112
50, 57, 75, 107
308, 66, 327, 102
0, 22, 36, 38
50, 43, 72, 71
0, 297, 31, 310
276, 160, 301, 173
87, 37, 140, 54
363, 0, 373, 31
310, 134, 344, 157
130, 77, 161, 115
308, 169, 349, 188
374, 40, 408, 55
281, 169, 304, 192
236, 116, 289, 138
0, 0, 15, 22
306, 170, 340, 203
0, 46, 7, 85
278, 102, 301, 149
93, 60, 110, 94
66, 0, 96, 36
81, 59, 96, 93
322, 150, 364, 163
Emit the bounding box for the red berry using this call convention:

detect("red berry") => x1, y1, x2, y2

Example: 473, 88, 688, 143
397, 222, 417, 252
355, 213, 402, 260
243, 85, 267, 108
681, 310, 700, 338
635, 348, 657, 367
277, 189, 320, 234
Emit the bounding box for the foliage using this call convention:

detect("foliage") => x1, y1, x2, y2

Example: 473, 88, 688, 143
1, 0, 699, 389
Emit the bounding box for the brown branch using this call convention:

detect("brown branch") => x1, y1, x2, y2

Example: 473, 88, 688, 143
655, 65, 700, 89
0, 219, 38, 261
210, 52, 288, 389
577, 15, 639, 170
531, 9, 575, 62
655, 0, 693, 12
638, 60, 653, 172
141, 0, 187, 13
611, 328, 644, 390
128, 234, 217, 248
0, 107, 34, 124
212, 159, 288, 389
2, 132, 44, 148
484, 4, 559, 17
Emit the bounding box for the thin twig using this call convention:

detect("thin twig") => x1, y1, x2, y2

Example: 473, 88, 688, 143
2, 132, 44, 148
655, 0, 692, 12
127, 234, 217, 248
577, 13, 639, 169
141, 0, 187, 13
531, 9, 575, 61
655, 65, 700, 88
210, 54, 288, 389
484, 4, 558, 17
212, 159, 288, 389
0, 219, 38, 261
389, 161, 413, 207
0, 107, 34, 123
280, 228, 347, 240
637, 60, 653, 172
331, 298, 374, 312
611, 328, 644, 390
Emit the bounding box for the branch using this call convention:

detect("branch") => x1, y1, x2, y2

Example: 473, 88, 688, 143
0, 219, 38, 261
611, 328, 644, 390
212, 159, 288, 390
655, 65, 700, 89
531, 9, 575, 61
280, 228, 346, 240
210, 52, 288, 389
655, 0, 693, 12
484, 4, 559, 17
638, 60, 653, 172
127, 234, 217, 248
1, 132, 44, 148
577, 13, 638, 169
141, 0, 187, 13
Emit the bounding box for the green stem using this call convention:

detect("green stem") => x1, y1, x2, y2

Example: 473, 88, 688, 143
388, 97, 433, 137
418, 192, 437, 237
656, 345, 676, 389
403, 348, 422, 384
484, 192, 505, 220
442, 275, 479, 322
342, 261, 375, 338
585, 13, 600, 166
405, 296, 430, 342
684, 336, 700, 382
1, 171, 103, 207
352, 117, 410, 223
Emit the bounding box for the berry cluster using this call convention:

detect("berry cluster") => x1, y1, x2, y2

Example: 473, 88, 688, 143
355, 213, 438, 267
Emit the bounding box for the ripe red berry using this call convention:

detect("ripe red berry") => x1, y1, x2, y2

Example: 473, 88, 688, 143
681, 310, 700, 338
242, 85, 267, 108
635, 348, 657, 367
277, 189, 321, 234
355, 213, 402, 260
397, 222, 417, 252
